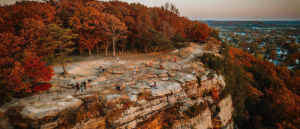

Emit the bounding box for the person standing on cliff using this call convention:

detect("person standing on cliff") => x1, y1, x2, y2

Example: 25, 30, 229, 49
80, 82, 84, 92
76, 82, 79, 91
133, 68, 136, 74
174, 57, 177, 63
136, 67, 139, 75
83, 81, 86, 90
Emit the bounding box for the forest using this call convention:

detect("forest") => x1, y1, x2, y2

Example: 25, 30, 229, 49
0, 0, 211, 104
1, 0, 299, 129
220, 43, 300, 129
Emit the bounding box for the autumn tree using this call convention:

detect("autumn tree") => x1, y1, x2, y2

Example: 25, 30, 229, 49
69, 1, 105, 56
189, 21, 212, 43
103, 14, 128, 57
269, 51, 277, 60
0, 33, 31, 104
148, 29, 173, 60
171, 33, 188, 56
23, 54, 54, 84
44, 24, 77, 74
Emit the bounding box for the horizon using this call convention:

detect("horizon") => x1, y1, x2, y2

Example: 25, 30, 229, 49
1, 0, 300, 21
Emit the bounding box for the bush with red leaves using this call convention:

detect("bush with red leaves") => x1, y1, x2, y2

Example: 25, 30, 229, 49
33, 83, 51, 92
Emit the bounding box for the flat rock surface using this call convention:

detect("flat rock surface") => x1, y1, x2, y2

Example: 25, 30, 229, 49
20, 95, 82, 120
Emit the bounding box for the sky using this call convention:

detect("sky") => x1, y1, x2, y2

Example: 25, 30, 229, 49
1, 0, 300, 21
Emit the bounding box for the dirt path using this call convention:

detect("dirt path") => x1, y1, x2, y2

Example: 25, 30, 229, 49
53, 43, 204, 75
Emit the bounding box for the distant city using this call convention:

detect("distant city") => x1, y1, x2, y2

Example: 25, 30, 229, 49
201, 20, 300, 69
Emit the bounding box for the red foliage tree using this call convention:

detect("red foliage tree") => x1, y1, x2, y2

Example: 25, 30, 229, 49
23, 55, 54, 83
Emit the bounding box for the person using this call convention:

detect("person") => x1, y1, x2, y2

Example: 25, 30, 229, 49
119, 51, 122, 54
88, 79, 92, 84
83, 81, 86, 90
116, 86, 121, 91
133, 68, 136, 74
117, 57, 119, 62
153, 81, 157, 88
80, 82, 84, 92
149, 62, 152, 67
174, 57, 177, 63
76, 82, 80, 91
192, 70, 195, 76
136, 67, 138, 74
102, 65, 106, 72
150, 82, 154, 88
99, 65, 103, 73
160, 65, 163, 69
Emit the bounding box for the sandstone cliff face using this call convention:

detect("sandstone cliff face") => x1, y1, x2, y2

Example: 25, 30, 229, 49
0, 44, 234, 129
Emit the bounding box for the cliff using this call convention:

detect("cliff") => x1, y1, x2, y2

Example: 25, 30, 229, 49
0, 43, 234, 129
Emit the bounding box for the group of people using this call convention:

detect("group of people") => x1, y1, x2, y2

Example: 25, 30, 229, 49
150, 81, 157, 88
99, 64, 106, 73
75, 79, 92, 92
75, 81, 86, 92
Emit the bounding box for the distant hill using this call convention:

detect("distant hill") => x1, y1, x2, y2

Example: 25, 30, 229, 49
262, 21, 300, 26
199, 20, 300, 27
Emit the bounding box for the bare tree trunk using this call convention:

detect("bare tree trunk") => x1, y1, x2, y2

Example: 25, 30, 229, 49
131, 38, 134, 52
113, 41, 116, 57
96, 43, 99, 53
89, 49, 92, 56
122, 42, 124, 53
106, 46, 108, 57
159, 49, 163, 60
80, 48, 82, 54
179, 49, 181, 56
60, 42, 67, 74
63, 64, 67, 74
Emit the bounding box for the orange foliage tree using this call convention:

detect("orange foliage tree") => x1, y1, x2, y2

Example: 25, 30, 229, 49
102, 14, 128, 57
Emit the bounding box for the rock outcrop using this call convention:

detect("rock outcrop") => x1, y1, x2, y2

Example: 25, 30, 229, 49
0, 43, 234, 129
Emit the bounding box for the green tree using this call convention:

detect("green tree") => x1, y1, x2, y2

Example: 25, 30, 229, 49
171, 33, 188, 56
148, 29, 173, 60
45, 24, 77, 74
210, 29, 220, 41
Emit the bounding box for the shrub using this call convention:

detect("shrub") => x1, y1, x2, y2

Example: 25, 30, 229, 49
207, 71, 215, 80
198, 52, 223, 72
33, 82, 51, 92
184, 102, 208, 118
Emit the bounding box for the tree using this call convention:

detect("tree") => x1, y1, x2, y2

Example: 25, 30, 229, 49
45, 24, 77, 74
210, 29, 221, 41
204, 37, 221, 52
148, 29, 173, 60
171, 34, 188, 56
188, 21, 212, 43
103, 14, 128, 57
0, 33, 31, 104
23, 54, 54, 83
68, 1, 105, 56
269, 51, 277, 60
